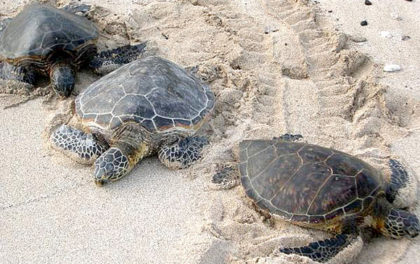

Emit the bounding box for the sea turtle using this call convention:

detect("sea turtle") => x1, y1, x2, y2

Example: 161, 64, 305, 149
49, 56, 215, 186
214, 134, 419, 262
0, 3, 145, 97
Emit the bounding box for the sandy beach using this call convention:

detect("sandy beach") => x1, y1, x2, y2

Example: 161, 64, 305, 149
1, 0, 419, 263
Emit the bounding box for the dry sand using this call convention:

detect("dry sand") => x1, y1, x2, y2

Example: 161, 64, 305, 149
1, 0, 419, 263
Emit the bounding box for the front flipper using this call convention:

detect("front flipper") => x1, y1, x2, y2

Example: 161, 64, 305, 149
89, 43, 147, 75
0, 62, 36, 85
0, 17, 12, 36
279, 233, 357, 263
386, 159, 416, 208
158, 136, 208, 169
50, 125, 108, 164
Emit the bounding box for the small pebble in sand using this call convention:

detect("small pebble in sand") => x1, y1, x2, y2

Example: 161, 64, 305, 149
264, 25, 279, 34
383, 64, 401, 72
360, 20, 368, 26
380, 31, 393, 38
391, 13, 403, 20
365, 0, 372, 5
401, 35, 411, 41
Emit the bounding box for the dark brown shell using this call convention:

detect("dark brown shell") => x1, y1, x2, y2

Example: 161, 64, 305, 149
75, 56, 214, 136
239, 140, 384, 226
0, 4, 97, 60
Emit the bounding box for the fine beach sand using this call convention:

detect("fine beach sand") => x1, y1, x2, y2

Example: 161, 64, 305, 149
1, 0, 419, 263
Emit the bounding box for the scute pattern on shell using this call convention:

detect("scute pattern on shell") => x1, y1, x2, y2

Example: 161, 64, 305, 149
75, 56, 215, 134
0, 3, 97, 59
239, 140, 384, 226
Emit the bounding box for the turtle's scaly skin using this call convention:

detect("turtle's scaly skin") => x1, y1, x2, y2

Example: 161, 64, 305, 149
50, 56, 214, 185
0, 3, 147, 97
0, 3, 97, 63
75, 56, 214, 137
239, 140, 384, 231
232, 138, 419, 262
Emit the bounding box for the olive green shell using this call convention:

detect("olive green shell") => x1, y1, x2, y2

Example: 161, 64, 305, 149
239, 140, 384, 225
75, 56, 214, 135
0, 3, 97, 60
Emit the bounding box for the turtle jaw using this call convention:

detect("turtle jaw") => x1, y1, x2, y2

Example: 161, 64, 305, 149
94, 147, 130, 186
94, 178, 108, 187
93, 167, 114, 187
407, 228, 419, 238
382, 208, 420, 239
406, 217, 420, 238
50, 63, 75, 97
93, 165, 116, 187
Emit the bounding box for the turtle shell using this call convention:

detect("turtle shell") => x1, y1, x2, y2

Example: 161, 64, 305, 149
0, 3, 97, 61
75, 56, 215, 135
239, 140, 384, 226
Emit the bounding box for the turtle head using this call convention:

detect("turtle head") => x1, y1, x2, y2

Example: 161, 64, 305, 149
382, 208, 420, 239
50, 63, 75, 97
94, 147, 130, 186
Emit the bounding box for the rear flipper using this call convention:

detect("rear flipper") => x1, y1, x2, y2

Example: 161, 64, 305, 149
158, 136, 208, 169
0, 17, 36, 90
61, 2, 92, 16
212, 166, 239, 190
273, 133, 303, 142
50, 125, 108, 164
279, 233, 356, 263
89, 43, 147, 75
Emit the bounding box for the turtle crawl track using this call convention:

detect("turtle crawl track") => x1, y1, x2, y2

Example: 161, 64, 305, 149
212, 0, 395, 151
199, 0, 408, 262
